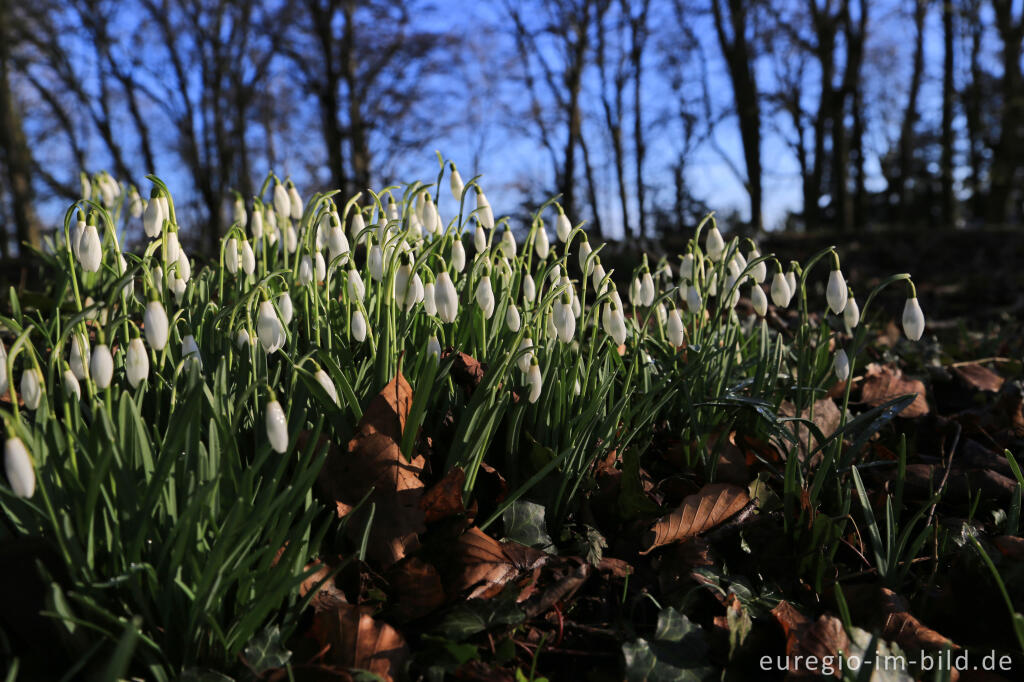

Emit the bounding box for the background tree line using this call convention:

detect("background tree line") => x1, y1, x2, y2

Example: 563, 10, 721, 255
0, 0, 1021, 258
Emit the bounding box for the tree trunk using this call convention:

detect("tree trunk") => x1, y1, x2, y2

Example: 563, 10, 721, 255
896, 0, 927, 225
940, 0, 955, 227
628, 0, 650, 239
987, 0, 1024, 223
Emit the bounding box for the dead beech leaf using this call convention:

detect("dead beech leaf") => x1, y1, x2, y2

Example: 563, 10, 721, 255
318, 374, 425, 567
778, 398, 842, 464
450, 527, 548, 599
860, 363, 929, 418
771, 600, 809, 641
878, 588, 955, 653
449, 352, 486, 394
640, 483, 749, 554
419, 466, 468, 523
708, 431, 749, 484
787, 614, 849, 678
300, 560, 348, 614
309, 604, 409, 682
385, 557, 445, 622
953, 363, 1005, 393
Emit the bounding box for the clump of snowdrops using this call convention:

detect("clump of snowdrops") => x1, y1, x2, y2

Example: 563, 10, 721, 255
0, 161, 924, 677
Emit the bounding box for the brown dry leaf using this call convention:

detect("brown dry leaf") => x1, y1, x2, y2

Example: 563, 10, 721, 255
450, 527, 548, 599
860, 363, 929, 418
640, 483, 749, 554
878, 588, 955, 653
993, 536, 1024, 561
953, 363, 1005, 393
385, 556, 445, 622
300, 560, 348, 614
419, 466, 469, 523
786, 615, 849, 679
318, 374, 425, 567
449, 352, 486, 394
709, 431, 749, 484
309, 604, 409, 682
771, 600, 810, 641
778, 398, 843, 464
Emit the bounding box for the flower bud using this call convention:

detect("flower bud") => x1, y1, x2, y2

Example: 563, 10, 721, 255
315, 369, 339, 405
236, 329, 251, 349
499, 228, 517, 259
435, 272, 458, 323
476, 189, 494, 229
751, 284, 768, 317
234, 196, 247, 228
834, 349, 850, 381
70, 333, 89, 380
474, 224, 487, 252
826, 269, 847, 315
257, 300, 286, 353
4, 437, 34, 498
274, 182, 291, 221
182, 334, 202, 369
315, 252, 326, 282
284, 224, 298, 254
126, 337, 149, 387
902, 297, 925, 341
20, 369, 42, 409
844, 293, 860, 330
686, 286, 702, 313
144, 194, 164, 238
352, 309, 368, 342
452, 240, 466, 272
287, 184, 303, 220
368, 244, 384, 281
298, 255, 314, 286
266, 399, 288, 453
450, 165, 465, 200
556, 212, 572, 242
165, 231, 180, 263
277, 292, 293, 325
522, 273, 536, 304
506, 304, 521, 332
641, 272, 655, 307
241, 240, 256, 275
427, 336, 441, 360
347, 268, 365, 301
534, 226, 550, 259
770, 272, 792, 308
705, 225, 725, 261
78, 223, 102, 272
251, 206, 264, 240
476, 276, 495, 319
90, 345, 113, 389
0, 344, 7, 395
578, 239, 593, 276
62, 369, 80, 400
350, 210, 366, 244
553, 298, 575, 343
225, 238, 239, 274
527, 359, 542, 403
667, 308, 685, 347
328, 224, 349, 262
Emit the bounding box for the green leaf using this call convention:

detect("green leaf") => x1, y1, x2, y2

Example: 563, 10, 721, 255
502, 500, 554, 551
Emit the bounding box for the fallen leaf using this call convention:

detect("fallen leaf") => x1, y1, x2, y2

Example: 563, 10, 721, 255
878, 588, 955, 653
300, 560, 348, 614
952, 363, 1005, 393
709, 431, 749, 484
309, 604, 409, 682
449, 352, 486, 395
640, 483, 749, 554
771, 607, 848, 679
419, 467, 469, 523
993, 536, 1024, 561
770, 600, 809, 641
449, 527, 548, 599
860, 363, 929, 418
385, 557, 445, 622
318, 374, 425, 567
778, 398, 843, 464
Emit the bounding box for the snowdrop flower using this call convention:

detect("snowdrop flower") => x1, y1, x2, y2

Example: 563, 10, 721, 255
62, 369, 80, 401
526, 358, 543, 403
680, 253, 695, 282
667, 308, 685, 347
144, 301, 169, 350
534, 225, 550, 259
368, 244, 384, 281
476, 275, 495, 319
225, 238, 239, 274
315, 252, 326, 282
423, 199, 442, 236
902, 296, 925, 341
605, 303, 628, 346
80, 172, 91, 200
328, 220, 350, 262
257, 300, 286, 353
449, 163, 465, 200
274, 181, 291, 222
475, 189, 494, 229
749, 247, 766, 283
315, 369, 339, 405
165, 231, 180, 264
641, 271, 655, 307
423, 281, 437, 316
517, 337, 534, 373
770, 272, 792, 308
287, 182, 303, 220
553, 294, 575, 343
834, 349, 850, 381
592, 259, 606, 293
506, 303, 521, 332
786, 270, 797, 300
556, 211, 572, 243
90, 345, 113, 390
751, 283, 768, 317
277, 292, 293, 325
234, 195, 247, 229
427, 336, 441, 360
351, 309, 368, 342
236, 329, 251, 349
126, 337, 149, 387
522, 272, 536, 304
347, 267, 365, 301
403, 271, 424, 311
251, 204, 264, 240
656, 303, 667, 326
499, 227, 517, 259
350, 210, 366, 245
686, 285, 702, 313
435, 272, 458, 323
844, 291, 860, 330
182, 334, 202, 369
176, 250, 191, 283
452, 239, 466, 272
20, 369, 42, 409
171, 276, 186, 303
629, 277, 642, 307
826, 269, 847, 315
0, 345, 7, 395
705, 224, 725, 261
298, 255, 314, 286
70, 333, 89, 380
474, 223, 487, 253
71, 217, 86, 260
4, 437, 34, 498
144, 191, 165, 238
241, 240, 256, 275
266, 398, 288, 454
284, 224, 298, 254
78, 221, 102, 272
578, 238, 593, 276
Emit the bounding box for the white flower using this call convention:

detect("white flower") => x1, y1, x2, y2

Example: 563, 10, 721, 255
90, 345, 114, 389
786, 271, 797, 299
236, 329, 251, 349
834, 349, 850, 381
423, 199, 442, 236
705, 225, 725, 261
844, 294, 860, 330
556, 212, 572, 242
826, 269, 847, 315
0, 344, 7, 395
751, 284, 768, 316
144, 301, 169, 352
553, 298, 575, 343
347, 268, 365, 301
522, 273, 536, 304
499, 228, 517, 259
165, 231, 180, 263
257, 300, 286, 353
427, 336, 441, 360
299, 255, 314, 286
435, 272, 459, 323
176, 250, 191, 283
234, 196, 247, 228
629, 277, 642, 307
225, 238, 239, 274
641, 272, 655, 307
315, 252, 326, 282
277, 293, 293, 325
315, 369, 339, 405
251, 206, 264, 240
527, 360, 542, 403
351, 309, 368, 342
241, 240, 256, 275
475, 189, 494, 229
350, 210, 366, 244
474, 224, 487, 252
517, 337, 534, 373
144, 194, 164, 238
667, 308, 685, 347
902, 297, 925, 341
274, 182, 291, 221
71, 219, 85, 260
475, 275, 495, 319
368, 244, 384, 281
171, 276, 187, 303
78, 223, 102, 272
266, 399, 288, 453
285, 225, 298, 253
749, 247, 766, 283
4, 437, 34, 498
20, 369, 42, 409
534, 226, 550, 259
686, 286, 702, 313
287, 184, 303, 220
182, 334, 202, 369
607, 305, 628, 346
506, 304, 521, 332
70, 333, 89, 380
452, 240, 466, 272
80, 172, 91, 200
62, 369, 80, 401
579, 239, 593, 276
680, 253, 695, 282
770, 272, 792, 308
423, 282, 437, 316
328, 224, 350, 262
592, 261, 606, 293
450, 165, 465, 200
126, 337, 149, 387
